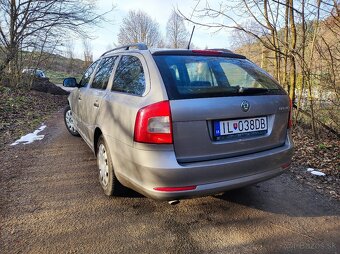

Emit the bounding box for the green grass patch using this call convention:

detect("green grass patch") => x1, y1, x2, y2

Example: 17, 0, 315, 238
45, 70, 82, 84
318, 143, 327, 149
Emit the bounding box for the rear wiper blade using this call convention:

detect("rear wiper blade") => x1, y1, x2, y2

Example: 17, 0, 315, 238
238, 87, 269, 94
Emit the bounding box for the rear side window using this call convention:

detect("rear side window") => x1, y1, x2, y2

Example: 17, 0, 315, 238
112, 55, 146, 96
91, 56, 117, 90
153, 55, 285, 99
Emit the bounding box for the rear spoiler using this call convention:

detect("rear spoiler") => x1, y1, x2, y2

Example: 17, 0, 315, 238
152, 50, 246, 59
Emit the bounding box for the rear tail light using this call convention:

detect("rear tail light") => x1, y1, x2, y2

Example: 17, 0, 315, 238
134, 101, 173, 144
288, 98, 293, 129
153, 186, 197, 192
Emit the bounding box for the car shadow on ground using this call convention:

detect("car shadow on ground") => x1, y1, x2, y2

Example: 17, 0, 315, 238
114, 173, 339, 217
214, 175, 340, 217
115, 185, 145, 198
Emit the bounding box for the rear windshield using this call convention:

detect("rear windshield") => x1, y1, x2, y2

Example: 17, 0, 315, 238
153, 55, 286, 99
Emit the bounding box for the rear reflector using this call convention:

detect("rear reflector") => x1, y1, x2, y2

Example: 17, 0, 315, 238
281, 162, 291, 169
134, 101, 173, 144
192, 50, 222, 55
153, 186, 197, 192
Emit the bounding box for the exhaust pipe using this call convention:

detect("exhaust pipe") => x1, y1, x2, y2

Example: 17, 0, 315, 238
168, 200, 180, 205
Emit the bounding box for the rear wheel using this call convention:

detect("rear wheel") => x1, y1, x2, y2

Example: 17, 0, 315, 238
97, 135, 121, 196
64, 105, 79, 136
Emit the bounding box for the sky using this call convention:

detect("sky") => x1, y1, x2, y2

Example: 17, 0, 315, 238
76, 0, 233, 60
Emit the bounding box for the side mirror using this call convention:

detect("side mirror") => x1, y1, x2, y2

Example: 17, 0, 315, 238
63, 77, 78, 87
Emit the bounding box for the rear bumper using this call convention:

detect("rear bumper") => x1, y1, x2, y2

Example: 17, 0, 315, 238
120, 166, 287, 200
113, 134, 294, 200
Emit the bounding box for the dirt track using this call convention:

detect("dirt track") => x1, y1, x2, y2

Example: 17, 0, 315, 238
0, 111, 339, 254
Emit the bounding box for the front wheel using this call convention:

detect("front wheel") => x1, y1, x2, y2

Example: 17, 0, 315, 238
97, 135, 122, 196
64, 105, 79, 136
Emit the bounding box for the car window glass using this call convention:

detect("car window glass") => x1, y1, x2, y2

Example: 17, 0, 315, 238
220, 62, 256, 88
185, 61, 217, 86
154, 55, 285, 99
79, 60, 100, 88
169, 65, 180, 80
91, 56, 117, 90
112, 55, 146, 96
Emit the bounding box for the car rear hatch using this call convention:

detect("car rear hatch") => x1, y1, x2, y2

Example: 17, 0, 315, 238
153, 51, 290, 163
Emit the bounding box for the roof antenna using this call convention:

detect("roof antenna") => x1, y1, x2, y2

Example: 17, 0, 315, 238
187, 26, 195, 49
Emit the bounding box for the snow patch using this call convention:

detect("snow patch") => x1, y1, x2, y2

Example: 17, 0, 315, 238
306, 167, 326, 176
11, 124, 47, 146
310, 170, 326, 176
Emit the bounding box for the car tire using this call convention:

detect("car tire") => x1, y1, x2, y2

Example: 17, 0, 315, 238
64, 105, 79, 136
97, 135, 122, 196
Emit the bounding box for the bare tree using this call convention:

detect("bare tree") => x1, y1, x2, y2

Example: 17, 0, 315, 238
117, 10, 161, 47
83, 38, 93, 67
0, 0, 111, 76
230, 23, 258, 50
65, 40, 75, 73
282, 0, 289, 91
166, 10, 189, 48
288, 0, 297, 103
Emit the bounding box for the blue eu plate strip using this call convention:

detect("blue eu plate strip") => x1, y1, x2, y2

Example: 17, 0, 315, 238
214, 121, 220, 137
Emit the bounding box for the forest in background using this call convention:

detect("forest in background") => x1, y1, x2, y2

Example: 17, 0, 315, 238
233, 13, 339, 136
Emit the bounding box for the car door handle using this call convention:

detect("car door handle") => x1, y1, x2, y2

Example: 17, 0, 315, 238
94, 102, 99, 108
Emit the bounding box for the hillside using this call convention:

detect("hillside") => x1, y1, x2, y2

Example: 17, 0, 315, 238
23, 52, 86, 84
0, 50, 86, 84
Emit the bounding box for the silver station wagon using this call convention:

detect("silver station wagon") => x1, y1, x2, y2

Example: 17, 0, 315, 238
63, 43, 294, 200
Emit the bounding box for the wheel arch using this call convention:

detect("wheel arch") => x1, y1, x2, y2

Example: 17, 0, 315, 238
94, 127, 103, 156
67, 97, 73, 109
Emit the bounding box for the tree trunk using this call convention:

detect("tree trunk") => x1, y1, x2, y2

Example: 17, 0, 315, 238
306, 0, 322, 138
261, 44, 269, 70
288, 0, 297, 103
282, 0, 289, 91
263, 0, 279, 80
295, 0, 307, 126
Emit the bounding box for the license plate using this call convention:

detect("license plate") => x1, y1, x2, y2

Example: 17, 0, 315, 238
214, 117, 267, 137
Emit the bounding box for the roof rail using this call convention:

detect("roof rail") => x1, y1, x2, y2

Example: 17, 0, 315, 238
101, 43, 148, 57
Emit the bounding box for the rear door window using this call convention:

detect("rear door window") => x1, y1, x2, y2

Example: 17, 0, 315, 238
91, 56, 117, 90
112, 55, 146, 96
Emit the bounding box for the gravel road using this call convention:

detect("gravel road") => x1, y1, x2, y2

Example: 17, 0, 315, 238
1, 111, 339, 254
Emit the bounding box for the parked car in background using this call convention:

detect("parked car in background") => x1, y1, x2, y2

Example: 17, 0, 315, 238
63, 43, 294, 200
22, 68, 46, 78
